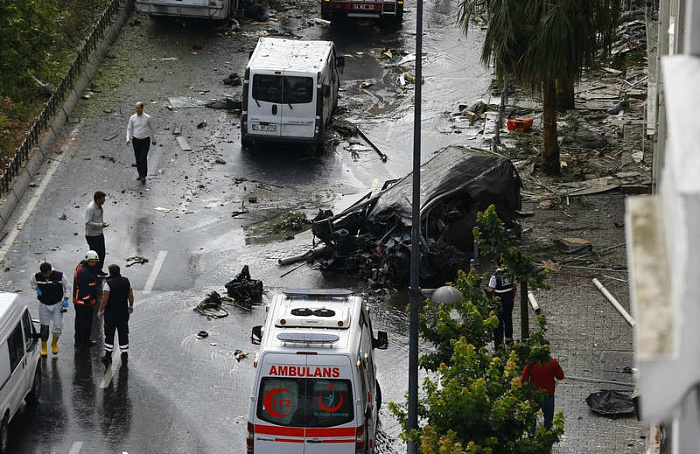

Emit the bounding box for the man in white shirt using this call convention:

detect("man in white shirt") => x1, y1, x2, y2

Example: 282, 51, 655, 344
126, 101, 156, 184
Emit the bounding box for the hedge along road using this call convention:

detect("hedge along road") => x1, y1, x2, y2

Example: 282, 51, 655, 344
0, 1, 492, 452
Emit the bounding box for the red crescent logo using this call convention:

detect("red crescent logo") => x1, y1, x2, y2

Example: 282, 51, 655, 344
318, 391, 343, 412
263, 387, 293, 418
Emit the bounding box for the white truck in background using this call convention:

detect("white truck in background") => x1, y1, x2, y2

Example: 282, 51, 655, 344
135, 0, 238, 20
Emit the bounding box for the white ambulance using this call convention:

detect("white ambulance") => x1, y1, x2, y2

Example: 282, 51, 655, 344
247, 289, 387, 453
240, 38, 344, 151
0, 292, 41, 453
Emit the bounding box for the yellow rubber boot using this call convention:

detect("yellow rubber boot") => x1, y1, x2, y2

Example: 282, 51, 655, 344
40, 340, 48, 357
51, 335, 59, 355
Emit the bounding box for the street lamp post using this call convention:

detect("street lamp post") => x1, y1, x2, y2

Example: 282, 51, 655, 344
407, 0, 424, 450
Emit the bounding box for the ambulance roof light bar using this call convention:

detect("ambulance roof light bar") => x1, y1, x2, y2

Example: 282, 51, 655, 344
277, 332, 340, 343
282, 288, 353, 298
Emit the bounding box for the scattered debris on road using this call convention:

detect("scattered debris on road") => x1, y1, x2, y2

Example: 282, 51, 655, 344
125, 256, 149, 267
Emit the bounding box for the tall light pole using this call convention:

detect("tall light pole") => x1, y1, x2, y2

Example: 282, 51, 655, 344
407, 0, 424, 450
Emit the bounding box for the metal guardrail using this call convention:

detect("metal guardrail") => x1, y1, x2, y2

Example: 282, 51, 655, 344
0, 0, 125, 198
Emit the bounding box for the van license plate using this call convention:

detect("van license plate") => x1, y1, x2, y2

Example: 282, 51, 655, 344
353, 3, 376, 9
253, 124, 277, 132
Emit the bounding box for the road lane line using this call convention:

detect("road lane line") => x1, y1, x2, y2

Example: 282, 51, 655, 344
0, 155, 64, 261
142, 250, 167, 294
385, 122, 394, 144
69, 441, 83, 454
100, 355, 122, 389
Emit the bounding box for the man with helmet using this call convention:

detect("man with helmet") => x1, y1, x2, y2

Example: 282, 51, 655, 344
73, 250, 101, 346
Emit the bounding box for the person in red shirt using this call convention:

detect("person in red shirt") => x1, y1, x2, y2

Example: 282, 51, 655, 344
521, 344, 564, 433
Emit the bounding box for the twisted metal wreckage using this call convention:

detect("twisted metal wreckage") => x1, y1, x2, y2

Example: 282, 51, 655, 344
281, 147, 527, 286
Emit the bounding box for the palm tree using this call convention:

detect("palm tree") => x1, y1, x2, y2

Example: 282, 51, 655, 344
459, 0, 621, 176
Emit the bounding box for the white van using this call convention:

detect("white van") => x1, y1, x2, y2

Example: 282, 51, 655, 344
0, 292, 41, 453
247, 289, 387, 453
241, 38, 345, 151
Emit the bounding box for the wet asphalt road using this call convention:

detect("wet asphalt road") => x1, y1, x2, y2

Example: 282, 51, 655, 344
0, 2, 491, 452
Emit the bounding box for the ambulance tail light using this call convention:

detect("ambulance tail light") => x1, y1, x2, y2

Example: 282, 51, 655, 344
247, 422, 255, 453
355, 424, 365, 453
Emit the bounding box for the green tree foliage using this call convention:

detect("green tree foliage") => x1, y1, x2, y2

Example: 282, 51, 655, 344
473, 205, 550, 292
0, 0, 59, 98
390, 205, 563, 452
458, 0, 621, 176
390, 269, 564, 452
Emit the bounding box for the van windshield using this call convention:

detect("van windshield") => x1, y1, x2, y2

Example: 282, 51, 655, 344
252, 75, 314, 104
257, 377, 354, 427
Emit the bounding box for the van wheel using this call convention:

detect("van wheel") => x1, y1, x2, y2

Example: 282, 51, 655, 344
376, 380, 382, 410
25, 365, 41, 404
0, 414, 8, 454
242, 138, 254, 150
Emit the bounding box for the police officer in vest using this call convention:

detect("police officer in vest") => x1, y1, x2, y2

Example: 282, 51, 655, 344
30, 262, 70, 356
488, 259, 517, 347
97, 264, 134, 366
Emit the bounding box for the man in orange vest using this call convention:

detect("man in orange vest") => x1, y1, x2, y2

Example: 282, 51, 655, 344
73, 250, 101, 347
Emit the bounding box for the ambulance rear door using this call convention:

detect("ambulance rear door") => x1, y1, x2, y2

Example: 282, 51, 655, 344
304, 354, 357, 454
252, 353, 357, 453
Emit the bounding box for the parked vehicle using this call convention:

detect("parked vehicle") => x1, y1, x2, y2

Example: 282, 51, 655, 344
247, 288, 387, 453
321, 0, 403, 23
241, 38, 344, 151
0, 292, 41, 454
134, 0, 238, 20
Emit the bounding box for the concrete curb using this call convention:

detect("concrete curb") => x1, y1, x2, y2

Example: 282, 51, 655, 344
0, 1, 132, 234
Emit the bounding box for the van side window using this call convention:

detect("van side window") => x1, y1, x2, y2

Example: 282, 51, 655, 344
257, 377, 354, 427
7, 322, 25, 372
21, 309, 37, 352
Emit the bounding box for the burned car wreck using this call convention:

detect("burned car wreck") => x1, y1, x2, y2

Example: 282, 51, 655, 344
299, 146, 523, 286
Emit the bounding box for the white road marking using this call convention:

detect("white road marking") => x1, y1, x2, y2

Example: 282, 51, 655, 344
142, 250, 167, 294
99, 355, 122, 389
69, 441, 83, 454
0, 153, 64, 261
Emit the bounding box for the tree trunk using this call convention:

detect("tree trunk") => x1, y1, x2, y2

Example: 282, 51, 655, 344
493, 77, 507, 151
556, 77, 575, 112
540, 78, 561, 176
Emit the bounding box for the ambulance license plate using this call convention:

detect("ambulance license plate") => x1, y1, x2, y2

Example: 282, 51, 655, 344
253, 124, 277, 132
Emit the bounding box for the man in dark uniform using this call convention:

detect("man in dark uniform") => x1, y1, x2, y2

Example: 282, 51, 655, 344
98, 264, 134, 366
30, 262, 70, 356
488, 259, 517, 347
73, 250, 101, 347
